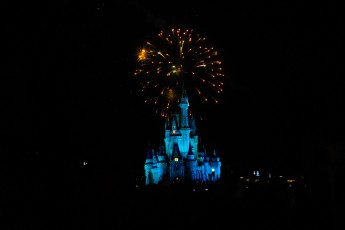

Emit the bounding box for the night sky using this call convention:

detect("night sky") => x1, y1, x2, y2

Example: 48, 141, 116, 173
4, 1, 345, 181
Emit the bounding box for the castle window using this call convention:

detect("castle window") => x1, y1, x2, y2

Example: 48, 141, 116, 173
172, 130, 176, 134
174, 157, 179, 162
212, 168, 215, 172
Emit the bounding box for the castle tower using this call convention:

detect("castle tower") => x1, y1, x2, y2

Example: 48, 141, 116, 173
178, 86, 191, 158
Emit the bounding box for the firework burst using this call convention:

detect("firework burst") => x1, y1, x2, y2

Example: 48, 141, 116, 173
134, 28, 225, 117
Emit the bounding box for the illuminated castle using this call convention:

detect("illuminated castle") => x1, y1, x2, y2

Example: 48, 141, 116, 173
144, 90, 221, 185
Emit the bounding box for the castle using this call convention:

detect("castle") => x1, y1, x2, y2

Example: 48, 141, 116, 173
144, 90, 221, 185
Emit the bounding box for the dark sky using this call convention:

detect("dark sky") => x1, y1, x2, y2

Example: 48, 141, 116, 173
4, 0, 345, 179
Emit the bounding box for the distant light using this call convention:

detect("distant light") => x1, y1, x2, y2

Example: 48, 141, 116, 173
174, 157, 178, 162
211, 168, 215, 172
279, 175, 283, 178
239, 176, 244, 179
256, 171, 260, 177
83, 161, 88, 166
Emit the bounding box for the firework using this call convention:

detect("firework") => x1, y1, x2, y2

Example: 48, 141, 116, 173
134, 28, 224, 117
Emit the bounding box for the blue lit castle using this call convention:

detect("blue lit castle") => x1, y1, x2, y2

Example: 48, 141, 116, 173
144, 90, 221, 185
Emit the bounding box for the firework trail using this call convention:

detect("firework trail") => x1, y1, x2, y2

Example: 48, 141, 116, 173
134, 28, 224, 117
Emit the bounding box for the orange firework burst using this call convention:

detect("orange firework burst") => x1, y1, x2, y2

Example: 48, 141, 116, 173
134, 28, 225, 117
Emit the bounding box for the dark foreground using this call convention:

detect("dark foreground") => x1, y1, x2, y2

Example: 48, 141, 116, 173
4, 175, 344, 230
127, 179, 344, 230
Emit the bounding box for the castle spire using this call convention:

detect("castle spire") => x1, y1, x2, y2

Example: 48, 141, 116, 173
180, 80, 188, 104
179, 81, 189, 128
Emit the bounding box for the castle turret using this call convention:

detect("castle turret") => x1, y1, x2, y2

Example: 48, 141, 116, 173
186, 144, 197, 181
187, 144, 195, 161
144, 147, 154, 185
145, 147, 153, 164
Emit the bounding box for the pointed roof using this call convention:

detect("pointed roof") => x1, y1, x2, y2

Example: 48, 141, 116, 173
171, 143, 181, 159
145, 147, 153, 160
158, 144, 165, 156
187, 143, 195, 160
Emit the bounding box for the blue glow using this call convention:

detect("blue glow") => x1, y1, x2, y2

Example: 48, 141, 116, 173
144, 93, 221, 185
